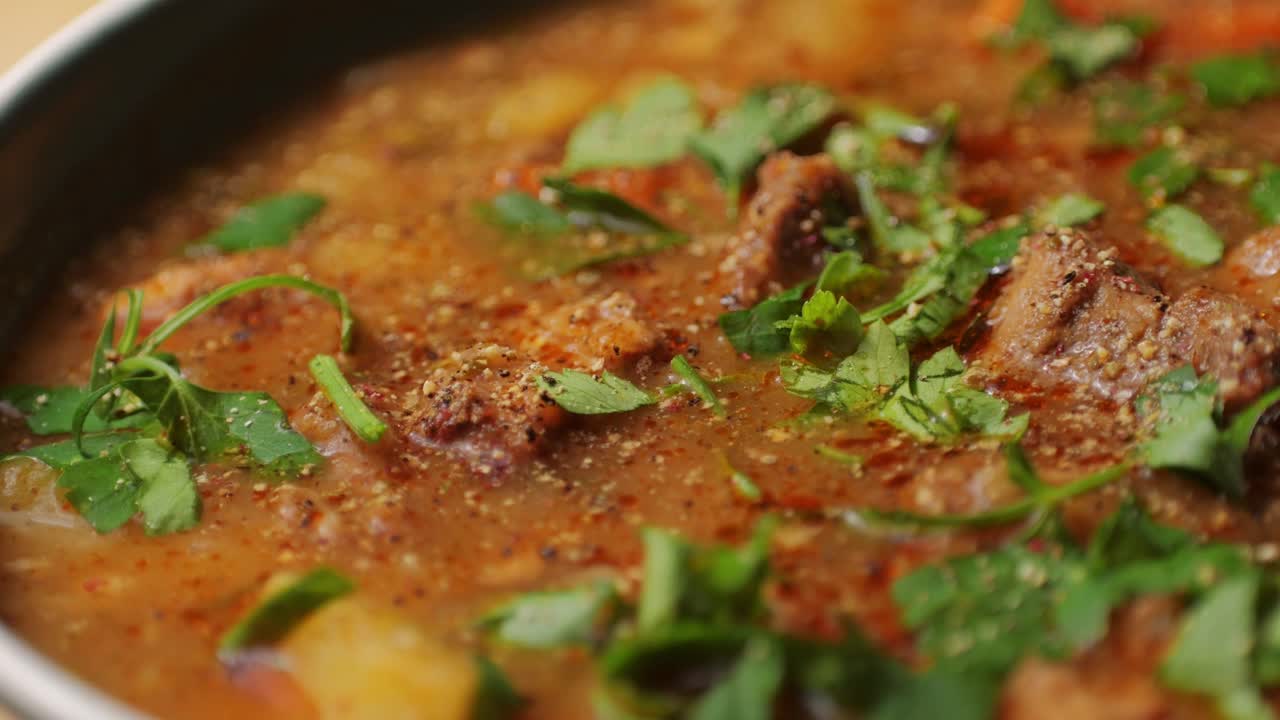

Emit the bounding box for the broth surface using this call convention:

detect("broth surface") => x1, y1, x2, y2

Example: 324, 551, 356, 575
3, 1, 1280, 718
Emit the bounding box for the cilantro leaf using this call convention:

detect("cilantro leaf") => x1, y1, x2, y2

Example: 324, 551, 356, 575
563, 77, 702, 173
474, 191, 572, 235
881, 347, 1026, 442
691, 84, 836, 208
1007, 0, 1068, 44
1146, 205, 1223, 267
893, 543, 1085, 676
686, 635, 784, 720
50, 437, 199, 534
0, 385, 134, 435
1160, 573, 1270, 720
56, 451, 142, 533
308, 354, 387, 442
1251, 163, 1280, 226
855, 173, 932, 253
779, 320, 905, 414
537, 370, 655, 415
1192, 52, 1280, 107
219, 568, 355, 653
863, 224, 1024, 339
478, 181, 688, 278
124, 438, 200, 535
777, 290, 863, 357
815, 250, 880, 294
3, 432, 139, 470
718, 284, 808, 356
670, 356, 725, 417
1128, 146, 1199, 205
479, 582, 620, 649
636, 522, 773, 632
471, 656, 526, 720
111, 355, 322, 475
1092, 81, 1185, 147
1047, 24, 1138, 81
1034, 193, 1105, 228
1055, 498, 1252, 649
1139, 366, 1280, 496
199, 193, 326, 253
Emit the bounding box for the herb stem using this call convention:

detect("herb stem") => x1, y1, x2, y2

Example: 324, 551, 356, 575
857, 462, 1131, 530
670, 356, 726, 417
139, 275, 354, 355
116, 289, 145, 356
308, 355, 387, 443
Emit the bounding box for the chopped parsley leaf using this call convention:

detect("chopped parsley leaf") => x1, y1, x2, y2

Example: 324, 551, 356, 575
2, 275, 351, 534
479, 582, 620, 649
1146, 205, 1223, 267
1091, 80, 1185, 148
1191, 52, 1280, 108
670, 355, 726, 417
197, 193, 326, 254
219, 568, 355, 654
537, 370, 655, 415
477, 180, 688, 278
718, 284, 809, 357
1128, 146, 1199, 206
1138, 366, 1280, 496
1251, 163, 1280, 226
691, 84, 836, 210
1034, 192, 1105, 228
776, 290, 863, 357
562, 77, 702, 173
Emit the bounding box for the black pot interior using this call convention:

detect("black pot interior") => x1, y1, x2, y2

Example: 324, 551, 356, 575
0, 0, 549, 360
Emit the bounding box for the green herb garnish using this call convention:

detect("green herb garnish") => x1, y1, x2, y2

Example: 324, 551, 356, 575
690, 84, 836, 209
308, 354, 387, 443
1091, 80, 1185, 147
537, 370, 655, 415
562, 77, 703, 173
1146, 205, 1223, 267
479, 582, 620, 649
717, 284, 808, 357
2, 275, 351, 533
1191, 52, 1280, 107
198, 193, 326, 253
1034, 193, 1105, 228
476, 180, 688, 278
1128, 146, 1199, 205
670, 356, 725, 417
1138, 366, 1280, 497
219, 568, 355, 654
1251, 163, 1280, 226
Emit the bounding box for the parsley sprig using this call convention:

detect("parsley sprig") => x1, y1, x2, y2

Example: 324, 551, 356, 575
1, 274, 353, 534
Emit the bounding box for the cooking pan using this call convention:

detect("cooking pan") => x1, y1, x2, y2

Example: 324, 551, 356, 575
0, 1, 535, 716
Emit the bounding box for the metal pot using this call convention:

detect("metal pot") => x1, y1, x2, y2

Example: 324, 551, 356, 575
0, 1, 521, 716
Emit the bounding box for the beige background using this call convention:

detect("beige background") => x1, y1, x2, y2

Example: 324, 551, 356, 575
1, 0, 101, 70
0, 1, 101, 715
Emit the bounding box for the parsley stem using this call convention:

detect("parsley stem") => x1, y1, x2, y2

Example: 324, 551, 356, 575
139, 275, 354, 355
308, 355, 387, 443
670, 356, 726, 417
116, 289, 144, 356
856, 462, 1131, 530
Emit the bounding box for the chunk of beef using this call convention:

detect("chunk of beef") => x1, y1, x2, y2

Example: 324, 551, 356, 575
979, 229, 1280, 408
1217, 226, 1280, 325
370, 292, 659, 472
715, 152, 857, 308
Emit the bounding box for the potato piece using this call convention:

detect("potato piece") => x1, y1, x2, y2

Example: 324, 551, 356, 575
486, 71, 601, 140
281, 597, 477, 720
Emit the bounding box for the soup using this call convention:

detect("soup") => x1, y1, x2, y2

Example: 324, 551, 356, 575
3, 1, 1280, 718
